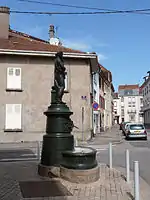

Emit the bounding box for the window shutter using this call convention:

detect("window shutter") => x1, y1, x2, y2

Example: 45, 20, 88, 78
7, 68, 15, 89
7, 67, 21, 90
14, 68, 21, 89
5, 104, 22, 130
14, 104, 22, 129
5, 104, 14, 129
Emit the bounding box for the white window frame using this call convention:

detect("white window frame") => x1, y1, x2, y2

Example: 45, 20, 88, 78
5, 104, 22, 130
7, 67, 22, 90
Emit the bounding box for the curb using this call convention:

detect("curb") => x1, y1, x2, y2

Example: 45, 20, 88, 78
86, 138, 124, 146
116, 166, 150, 200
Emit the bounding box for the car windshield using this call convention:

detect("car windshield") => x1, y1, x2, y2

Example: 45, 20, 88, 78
130, 124, 144, 130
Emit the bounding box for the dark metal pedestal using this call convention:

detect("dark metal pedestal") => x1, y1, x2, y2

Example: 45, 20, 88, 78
38, 88, 74, 176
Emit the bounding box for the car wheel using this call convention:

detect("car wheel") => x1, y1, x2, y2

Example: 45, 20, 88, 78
143, 137, 147, 141
126, 136, 129, 140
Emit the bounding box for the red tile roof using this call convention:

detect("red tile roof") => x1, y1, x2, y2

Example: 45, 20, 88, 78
118, 84, 139, 90
0, 29, 85, 54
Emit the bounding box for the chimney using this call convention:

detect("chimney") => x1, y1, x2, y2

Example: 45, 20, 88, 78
49, 24, 55, 39
48, 24, 62, 46
147, 71, 150, 77
0, 6, 10, 39
143, 76, 147, 82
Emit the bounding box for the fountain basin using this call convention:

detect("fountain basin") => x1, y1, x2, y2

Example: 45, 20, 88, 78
60, 146, 99, 183
61, 146, 97, 170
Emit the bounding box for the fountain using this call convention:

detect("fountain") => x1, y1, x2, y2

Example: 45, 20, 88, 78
38, 51, 99, 183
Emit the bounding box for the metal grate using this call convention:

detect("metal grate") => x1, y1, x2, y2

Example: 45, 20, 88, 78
19, 180, 72, 198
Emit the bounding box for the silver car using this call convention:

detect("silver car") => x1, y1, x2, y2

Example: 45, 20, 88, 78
126, 123, 147, 140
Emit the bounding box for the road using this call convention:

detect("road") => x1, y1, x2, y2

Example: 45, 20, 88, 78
97, 130, 150, 186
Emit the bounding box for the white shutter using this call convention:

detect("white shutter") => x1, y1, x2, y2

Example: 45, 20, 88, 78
7, 67, 21, 90
5, 104, 14, 129
14, 104, 22, 129
64, 72, 68, 91
7, 68, 15, 89
5, 104, 22, 130
14, 68, 21, 89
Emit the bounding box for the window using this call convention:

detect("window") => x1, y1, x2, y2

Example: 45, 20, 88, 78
128, 97, 131, 103
64, 72, 68, 91
132, 97, 135, 103
121, 97, 124, 102
114, 101, 117, 107
5, 104, 22, 130
7, 67, 21, 90
93, 89, 96, 101
140, 98, 143, 105
93, 73, 97, 85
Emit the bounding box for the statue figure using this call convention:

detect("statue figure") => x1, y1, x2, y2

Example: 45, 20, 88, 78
54, 51, 66, 103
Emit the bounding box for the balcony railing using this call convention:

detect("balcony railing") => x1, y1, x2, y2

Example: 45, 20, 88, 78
127, 110, 136, 114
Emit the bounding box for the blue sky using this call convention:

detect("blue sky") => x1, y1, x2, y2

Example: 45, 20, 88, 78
1, 0, 150, 91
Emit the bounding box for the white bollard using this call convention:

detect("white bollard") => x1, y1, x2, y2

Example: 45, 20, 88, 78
134, 161, 140, 200
108, 142, 112, 168
125, 149, 130, 182
37, 141, 41, 161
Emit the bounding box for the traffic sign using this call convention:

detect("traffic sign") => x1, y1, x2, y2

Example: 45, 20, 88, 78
92, 102, 99, 110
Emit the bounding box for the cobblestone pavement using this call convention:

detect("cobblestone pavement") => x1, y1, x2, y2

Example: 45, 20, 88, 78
0, 161, 132, 200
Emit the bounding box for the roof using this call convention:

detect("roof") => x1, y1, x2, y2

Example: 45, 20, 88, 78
99, 63, 112, 83
118, 84, 139, 90
0, 29, 86, 54
140, 76, 150, 89
114, 92, 119, 98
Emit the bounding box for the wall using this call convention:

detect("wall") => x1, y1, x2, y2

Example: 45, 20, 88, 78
0, 54, 92, 142
104, 82, 112, 129
142, 78, 150, 127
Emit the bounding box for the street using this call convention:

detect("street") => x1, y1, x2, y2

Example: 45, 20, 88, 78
97, 130, 150, 186
0, 129, 150, 186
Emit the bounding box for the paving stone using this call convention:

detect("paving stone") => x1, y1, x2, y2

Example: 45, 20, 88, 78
0, 161, 133, 200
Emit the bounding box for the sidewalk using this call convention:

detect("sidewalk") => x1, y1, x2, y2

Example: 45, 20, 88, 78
86, 125, 123, 146
0, 161, 133, 200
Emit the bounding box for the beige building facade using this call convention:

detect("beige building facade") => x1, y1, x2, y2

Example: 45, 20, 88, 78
0, 6, 98, 142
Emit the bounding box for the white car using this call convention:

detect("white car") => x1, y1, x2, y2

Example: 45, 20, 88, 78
124, 122, 132, 136
126, 123, 147, 140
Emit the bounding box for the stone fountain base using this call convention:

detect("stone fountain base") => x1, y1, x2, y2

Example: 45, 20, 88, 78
38, 146, 100, 183
60, 165, 99, 184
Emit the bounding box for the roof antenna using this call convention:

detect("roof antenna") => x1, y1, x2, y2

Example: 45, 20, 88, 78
55, 26, 59, 38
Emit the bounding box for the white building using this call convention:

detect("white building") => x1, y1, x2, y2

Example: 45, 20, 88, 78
141, 72, 150, 129
113, 93, 121, 124
113, 85, 143, 123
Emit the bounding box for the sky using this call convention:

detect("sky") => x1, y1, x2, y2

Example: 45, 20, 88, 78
1, 0, 150, 91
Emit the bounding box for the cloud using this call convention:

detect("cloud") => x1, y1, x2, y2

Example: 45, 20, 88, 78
97, 53, 108, 61
62, 35, 108, 61
26, 25, 47, 39
62, 39, 92, 51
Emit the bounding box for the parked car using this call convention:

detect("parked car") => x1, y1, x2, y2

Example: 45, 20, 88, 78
125, 123, 147, 140
122, 122, 131, 135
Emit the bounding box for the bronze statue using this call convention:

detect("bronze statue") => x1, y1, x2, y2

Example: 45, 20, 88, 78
54, 51, 66, 103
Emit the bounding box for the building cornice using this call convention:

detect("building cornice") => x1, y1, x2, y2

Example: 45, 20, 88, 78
0, 49, 97, 59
